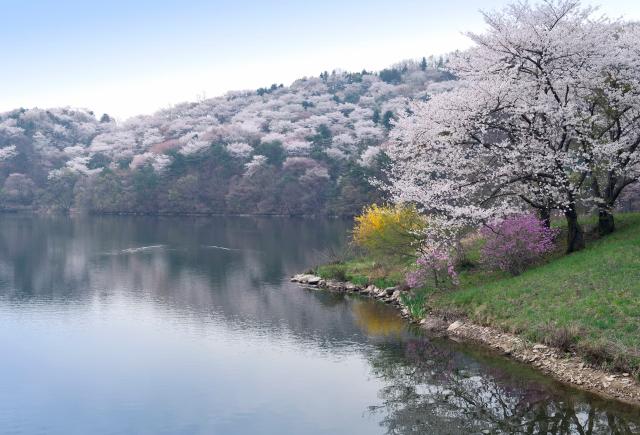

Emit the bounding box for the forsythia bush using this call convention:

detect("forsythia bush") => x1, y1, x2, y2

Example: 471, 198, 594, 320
353, 204, 426, 260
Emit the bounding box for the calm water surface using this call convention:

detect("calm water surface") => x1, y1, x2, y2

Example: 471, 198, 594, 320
0, 215, 638, 434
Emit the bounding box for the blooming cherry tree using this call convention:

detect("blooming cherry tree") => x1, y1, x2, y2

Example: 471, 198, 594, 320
385, 0, 640, 252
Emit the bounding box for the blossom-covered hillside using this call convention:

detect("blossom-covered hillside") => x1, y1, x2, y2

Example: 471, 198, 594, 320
0, 58, 453, 215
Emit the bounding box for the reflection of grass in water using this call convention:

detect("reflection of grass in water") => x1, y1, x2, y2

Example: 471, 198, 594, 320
352, 299, 404, 337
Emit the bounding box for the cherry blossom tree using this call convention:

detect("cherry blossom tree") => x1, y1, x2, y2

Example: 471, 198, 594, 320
0, 54, 452, 215
385, 0, 640, 252
0, 145, 17, 161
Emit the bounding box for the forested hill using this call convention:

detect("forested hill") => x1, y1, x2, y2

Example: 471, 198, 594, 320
0, 58, 454, 216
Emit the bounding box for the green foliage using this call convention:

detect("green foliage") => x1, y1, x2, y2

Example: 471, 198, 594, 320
350, 275, 370, 287
253, 141, 285, 167
256, 83, 283, 96
382, 111, 396, 130
372, 109, 380, 124
316, 258, 404, 288
117, 157, 132, 170
400, 288, 429, 318
372, 277, 397, 289
87, 153, 111, 170
316, 263, 347, 281
379, 68, 402, 84
310, 124, 332, 147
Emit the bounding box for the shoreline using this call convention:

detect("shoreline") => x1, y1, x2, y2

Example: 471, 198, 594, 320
291, 273, 640, 408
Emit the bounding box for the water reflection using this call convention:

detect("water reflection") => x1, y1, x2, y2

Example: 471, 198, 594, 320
352, 299, 405, 338
0, 215, 638, 434
368, 337, 640, 434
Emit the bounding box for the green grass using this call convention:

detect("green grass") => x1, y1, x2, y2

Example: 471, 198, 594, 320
318, 212, 640, 374
431, 213, 640, 373
316, 257, 405, 288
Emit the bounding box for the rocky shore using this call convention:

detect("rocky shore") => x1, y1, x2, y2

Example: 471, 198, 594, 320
291, 273, 640, 407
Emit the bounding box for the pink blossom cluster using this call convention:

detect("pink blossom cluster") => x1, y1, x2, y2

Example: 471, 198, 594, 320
405, 248, 459, 289
481, 214, 559, 275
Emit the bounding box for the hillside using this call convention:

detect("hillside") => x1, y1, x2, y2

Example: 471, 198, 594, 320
0, 58, 453, 215
317, 213, 640, 373
431, 213, 640, 373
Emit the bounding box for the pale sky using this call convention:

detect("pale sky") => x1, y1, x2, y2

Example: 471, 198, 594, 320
2, 0, 639, 120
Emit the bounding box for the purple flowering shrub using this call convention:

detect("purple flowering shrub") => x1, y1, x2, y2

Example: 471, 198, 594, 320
405, 247, 459, 289
481, 214, 559, 275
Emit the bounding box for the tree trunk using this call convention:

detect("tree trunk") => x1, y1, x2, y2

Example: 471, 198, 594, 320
538, 208, 551, 228
597, 206, 615, 236
565, 208, 585, 253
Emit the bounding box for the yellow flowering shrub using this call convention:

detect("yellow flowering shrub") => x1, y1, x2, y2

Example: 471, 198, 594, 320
353, 204, 426, 260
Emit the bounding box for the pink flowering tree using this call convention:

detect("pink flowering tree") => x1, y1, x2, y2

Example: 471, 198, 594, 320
405, 247, 459, 290
481, 215, 559, 276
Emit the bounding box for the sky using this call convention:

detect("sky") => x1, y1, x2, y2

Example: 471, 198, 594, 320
1, 0, 639, 120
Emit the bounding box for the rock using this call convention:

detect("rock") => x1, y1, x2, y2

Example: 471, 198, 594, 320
420, 317, 447, 332
391, 289, 402, 300
291, 274, 306, 282
307, 276, 321, 285
296, 274, 311, 283
533, 344, 548, 351
447, 320, 463, 332
385, 287, 397, 296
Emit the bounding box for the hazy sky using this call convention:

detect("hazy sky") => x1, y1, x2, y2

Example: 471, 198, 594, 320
2, 0, 639, 119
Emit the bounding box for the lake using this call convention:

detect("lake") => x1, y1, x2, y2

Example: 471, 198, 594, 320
0, 215, 638, 434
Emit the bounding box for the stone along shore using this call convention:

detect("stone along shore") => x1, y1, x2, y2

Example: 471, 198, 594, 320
291, 273, 640, 408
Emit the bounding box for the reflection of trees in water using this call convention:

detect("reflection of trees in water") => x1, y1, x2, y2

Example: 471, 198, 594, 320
0, 215, 350, 302
352, 299, 404, 338
368, 338, 640, 434
0, 215, 377, 347
3, 215, 640, 433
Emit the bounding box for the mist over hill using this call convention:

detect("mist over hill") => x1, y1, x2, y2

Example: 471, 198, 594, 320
0, 57, 454, 215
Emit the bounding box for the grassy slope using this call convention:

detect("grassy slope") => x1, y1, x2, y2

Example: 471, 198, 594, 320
317, 213, 640, 372
431, 213, 640, 372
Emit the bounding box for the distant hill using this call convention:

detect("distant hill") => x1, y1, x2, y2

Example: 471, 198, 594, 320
0, 58, 454, 216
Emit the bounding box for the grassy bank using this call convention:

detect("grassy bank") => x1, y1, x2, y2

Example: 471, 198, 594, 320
316, 212, 640, 374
